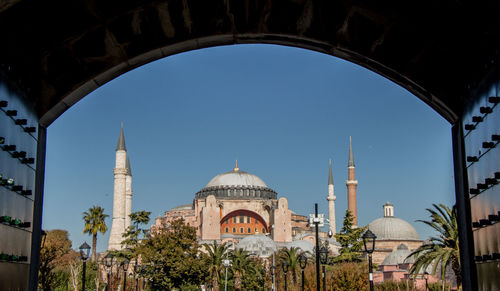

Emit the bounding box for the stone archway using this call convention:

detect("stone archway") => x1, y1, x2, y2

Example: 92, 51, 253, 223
1, 1, 499, 290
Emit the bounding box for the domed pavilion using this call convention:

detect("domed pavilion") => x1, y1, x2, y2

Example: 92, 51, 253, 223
367, 202, 423, 264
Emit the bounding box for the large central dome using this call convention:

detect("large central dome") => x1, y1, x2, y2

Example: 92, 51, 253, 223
195, 163, 277, 200
206, 170, 268, 188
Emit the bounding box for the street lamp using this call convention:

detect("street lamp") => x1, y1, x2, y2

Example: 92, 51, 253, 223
271, 265, 276, 291
319, 246, 328, 291
424, 271, 429, 291
222, 256, 232, 291
103, 253, 115, 291
261, 268, 266, 291
41, 230, 47, 248
134, 261, 140, 291
121, 259, 130, 291
282, 261, 289, 291
79, 242, 91, 291
298, 254, 307, 291
362, 229, 377, 291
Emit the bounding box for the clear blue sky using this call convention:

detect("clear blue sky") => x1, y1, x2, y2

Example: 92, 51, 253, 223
42, 44, 455, 253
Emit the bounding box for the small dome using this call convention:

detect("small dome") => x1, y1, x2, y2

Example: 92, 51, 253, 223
286, 240, 315, 253
381, 244, 415, 265
206, 170, 268, 188
236, 234, 277, 257
368, 217, 420, 241
170, 204, 193, 211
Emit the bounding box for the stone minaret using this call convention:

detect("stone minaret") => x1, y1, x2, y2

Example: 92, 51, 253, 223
327, 159, 336, 236
346, 136, 358, 227
125, 154, 133, 229
108, 124, 130, 250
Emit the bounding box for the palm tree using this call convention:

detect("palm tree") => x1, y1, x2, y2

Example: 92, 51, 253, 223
407, 204, 461, 288
231, 248, 252, 290
279, 247, 305, 284
82, 206, 109, 262
203, 241, 230, 290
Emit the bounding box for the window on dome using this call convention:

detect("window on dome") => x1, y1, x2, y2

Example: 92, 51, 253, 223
240, 215, 244, 223
233, 217, 237, 223
225, 218, 229, 224
240, 227, 244, 233
247, 216, 251, 223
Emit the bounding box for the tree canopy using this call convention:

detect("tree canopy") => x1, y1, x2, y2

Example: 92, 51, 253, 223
334, 210, 367, 262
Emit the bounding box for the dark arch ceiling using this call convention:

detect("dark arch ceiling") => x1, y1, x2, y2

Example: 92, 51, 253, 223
1, 0, 499, 125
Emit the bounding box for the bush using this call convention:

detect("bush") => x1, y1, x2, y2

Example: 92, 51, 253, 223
329, 262, 369, 291
375, 280, 415, 291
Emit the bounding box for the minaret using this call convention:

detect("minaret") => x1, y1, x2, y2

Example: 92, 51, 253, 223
108, 124, 128, 250
346, 136, 358, 227
327, 159, 336, 236
125, 154, 133, 230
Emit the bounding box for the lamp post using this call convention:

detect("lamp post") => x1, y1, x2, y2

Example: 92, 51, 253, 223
79, 242, 91, 291
282, 261, 289, 291
222, 256, 231, 291
271, 265, 276, 291
103, 253, 115, 291
313, 203, 321, 291
121, 259, 130, 291
424, 271, 429, 291
319, 246, 328, 291
133, 261, 140, 291
41, 230, 47, 248
362, 229, 377, 291
261, 268, 266, 291
298, 254, 307, 291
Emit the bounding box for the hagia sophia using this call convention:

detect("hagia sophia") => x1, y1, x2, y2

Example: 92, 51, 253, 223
107, 125, 432, 283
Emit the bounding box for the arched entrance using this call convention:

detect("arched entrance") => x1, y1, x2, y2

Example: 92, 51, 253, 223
1, 1, 499, 290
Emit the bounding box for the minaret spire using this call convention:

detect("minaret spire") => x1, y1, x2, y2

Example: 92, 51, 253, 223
234, 159, 239, 171
328, 158, 334, 185
327, 158, 336, 236
116, 122, 127, 151
346, 137, 358, 227
348, 136, 354, 167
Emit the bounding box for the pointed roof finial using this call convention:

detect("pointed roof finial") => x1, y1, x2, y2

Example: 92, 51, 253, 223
348, 136, 355, 167
328, 158, 334, 185
234, 159, 239, 171
116, 123, 127, 151
126, 153, 132, 176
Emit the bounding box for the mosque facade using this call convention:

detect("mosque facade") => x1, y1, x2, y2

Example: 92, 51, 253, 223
107, 125, 424, 275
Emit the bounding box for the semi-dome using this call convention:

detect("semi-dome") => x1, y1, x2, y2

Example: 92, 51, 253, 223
236, 234, 277, 257
381, 244, 415, 265
195, 163, 277, 200
368, 202, 420, 241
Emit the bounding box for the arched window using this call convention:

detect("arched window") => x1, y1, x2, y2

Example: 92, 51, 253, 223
262, 228, 265, 233
232, 228, 236, 233
225, 227, 228, 233
240, 227, 244, 233
247, 227, 251, 233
